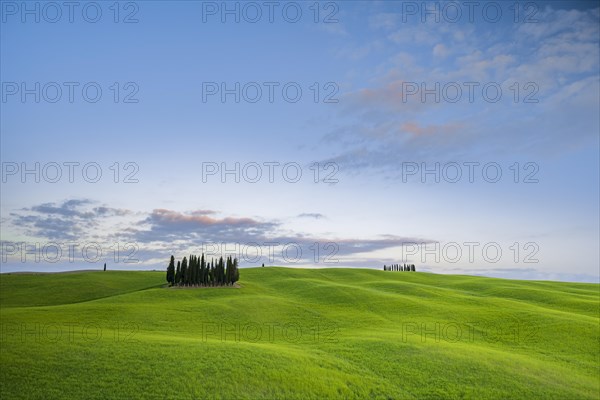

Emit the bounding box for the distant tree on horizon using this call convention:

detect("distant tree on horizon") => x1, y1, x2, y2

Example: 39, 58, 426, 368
166, 256, 175, 285
168, 253, 239, 288
200, 254, 206, 286
191, 255, 198, 286
233, 258, 239, 283
383, 262, 417, 272
181, 257, 188, 286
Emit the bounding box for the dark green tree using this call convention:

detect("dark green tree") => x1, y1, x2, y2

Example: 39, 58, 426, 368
209, 260, 215, 286
191, 255, 196, 285
196, 255, 201, 285
225, 256, 232, 285
204, 259, 210, 286
233, 257, 239, 283
181, 257, 188, 286
200, 254, 206, 286
191, 255, 198, 286
217, 256, 224, 285
175, 261, 181, 285
166, 255, 175, 285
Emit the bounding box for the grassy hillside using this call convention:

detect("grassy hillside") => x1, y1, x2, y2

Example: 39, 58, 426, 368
1, 268, 598, 399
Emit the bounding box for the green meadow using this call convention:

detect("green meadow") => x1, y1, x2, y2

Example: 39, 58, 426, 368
0, 268, 598, 399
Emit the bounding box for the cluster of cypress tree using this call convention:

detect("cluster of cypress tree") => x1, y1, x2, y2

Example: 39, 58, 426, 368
383, 263, 416, 272
166, 254, 239, 287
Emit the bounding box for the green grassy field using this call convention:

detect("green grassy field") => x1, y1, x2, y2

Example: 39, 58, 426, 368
1, 268, 598, 399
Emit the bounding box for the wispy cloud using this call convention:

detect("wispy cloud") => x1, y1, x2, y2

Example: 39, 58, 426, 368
297, 213, 326, 219
3, 201, 435, 268
320, 5, 599, 174
9, 199, 132, 241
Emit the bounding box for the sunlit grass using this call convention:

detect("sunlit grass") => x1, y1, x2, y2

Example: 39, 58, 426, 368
1, 268, 598, 399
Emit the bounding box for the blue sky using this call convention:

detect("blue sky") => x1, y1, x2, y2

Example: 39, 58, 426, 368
1, 1, 598, 282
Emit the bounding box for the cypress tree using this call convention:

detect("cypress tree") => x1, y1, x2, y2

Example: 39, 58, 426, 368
198, 255, 202, 285
200, 254, 205, 286
213, 258, 218, 286
191, 255, 196, 285
188, 255, 194, 286
166, 255, 175, 285
225, 256, 231, 285
166, 254, 240, 287
207, 259, 211, 285
205, 260, 209, 286
193, 255, 197, 285
181, 257, 188, 286
233, 257, 239, 283
205, 256, 209, 286
218, 256, 224, 285
192, 255, 198, 286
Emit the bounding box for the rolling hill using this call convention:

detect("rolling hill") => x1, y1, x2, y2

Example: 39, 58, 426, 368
1, 268, 598, 399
